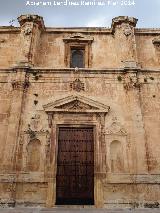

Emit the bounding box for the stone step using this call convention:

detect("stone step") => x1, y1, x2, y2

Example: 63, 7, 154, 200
0, 207, 160, 213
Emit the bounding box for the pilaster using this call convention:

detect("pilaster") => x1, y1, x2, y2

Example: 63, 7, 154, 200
111, 16, 138, 68
3, 66, 29, 171
18, 14, 45, 66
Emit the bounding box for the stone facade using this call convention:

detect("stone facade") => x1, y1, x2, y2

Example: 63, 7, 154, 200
0, 15, 160, 208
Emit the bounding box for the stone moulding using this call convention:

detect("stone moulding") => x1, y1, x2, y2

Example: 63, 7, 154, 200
123, 60, 138, 69
104, 174, 160, 184
135, 28, 160, 35
43, 94, 110, 114
1, 173, 160, 184
28, 67, 139, 74
63, 33, 94, 43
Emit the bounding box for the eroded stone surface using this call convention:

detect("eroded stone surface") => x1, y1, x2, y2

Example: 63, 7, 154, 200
0, 15, 159, 208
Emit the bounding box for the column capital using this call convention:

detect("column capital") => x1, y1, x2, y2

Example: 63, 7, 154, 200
111, 16, 138, 33
18, 14, 45, 30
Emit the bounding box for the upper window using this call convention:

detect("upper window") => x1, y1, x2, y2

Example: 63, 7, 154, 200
70, 48, 85, 68
63, 33, 94, 68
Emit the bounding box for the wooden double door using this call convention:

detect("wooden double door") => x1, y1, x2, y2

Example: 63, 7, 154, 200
56, 127, 94, 205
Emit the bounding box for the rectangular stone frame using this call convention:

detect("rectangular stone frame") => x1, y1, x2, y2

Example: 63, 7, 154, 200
64, 42, 91, 68
46, 112, 105, 208
63, 35, 93, 68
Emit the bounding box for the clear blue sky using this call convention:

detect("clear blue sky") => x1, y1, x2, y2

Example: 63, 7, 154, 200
0, 0, 160, 28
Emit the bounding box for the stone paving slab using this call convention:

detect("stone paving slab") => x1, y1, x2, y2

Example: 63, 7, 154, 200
0, 208, 160, 213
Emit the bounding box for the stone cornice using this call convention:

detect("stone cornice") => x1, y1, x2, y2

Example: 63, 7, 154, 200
0, 173, 160, 184
1, 67, 160, 74
0, 27, 20, 33
63, 33, 94, 43
0, 27, 160, 35
29, 68, 137, 74
45, 27, 112, 34
135, 28, 160, 35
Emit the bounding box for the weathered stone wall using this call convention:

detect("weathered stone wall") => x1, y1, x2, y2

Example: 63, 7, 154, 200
136, 34, 160, 69
138, 72, 160, 173
0, 71, 16, 170
0, 15, 159, 208
1, 19, 160, 69
0, 31, 20, 68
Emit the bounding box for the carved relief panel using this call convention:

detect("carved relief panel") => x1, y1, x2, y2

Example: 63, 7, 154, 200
22, 113, 50, 172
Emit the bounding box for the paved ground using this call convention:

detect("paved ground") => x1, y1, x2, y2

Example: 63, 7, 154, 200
0, 208, 160, 213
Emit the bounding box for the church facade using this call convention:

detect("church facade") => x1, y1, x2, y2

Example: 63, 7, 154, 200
0, 15, 160, 208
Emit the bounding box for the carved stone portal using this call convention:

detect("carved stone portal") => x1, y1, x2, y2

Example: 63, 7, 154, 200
43, 94, 110, 207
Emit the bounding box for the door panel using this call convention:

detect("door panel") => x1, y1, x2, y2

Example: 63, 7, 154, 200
56, 127, 94, 205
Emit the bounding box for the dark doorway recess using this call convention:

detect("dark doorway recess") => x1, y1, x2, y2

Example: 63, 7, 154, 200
56, 127, 94, 205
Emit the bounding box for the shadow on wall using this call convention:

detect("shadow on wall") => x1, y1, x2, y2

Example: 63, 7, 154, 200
110, 140, 124, 173
26, 138, 41, 171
